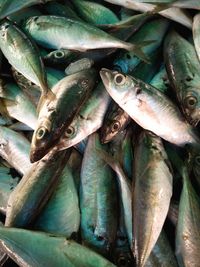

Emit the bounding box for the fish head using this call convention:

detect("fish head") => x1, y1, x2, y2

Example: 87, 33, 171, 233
182, 88, 200, 126
24, 16, 40, 33
100, 68, 135, 104
30, 104, 58, 162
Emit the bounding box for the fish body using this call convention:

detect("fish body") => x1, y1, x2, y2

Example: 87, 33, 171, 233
30, 69, 96, 162
133, 131, 173, 267
193, 14, 200, 63
100, 68, 198, 146
165, 31, 200, 126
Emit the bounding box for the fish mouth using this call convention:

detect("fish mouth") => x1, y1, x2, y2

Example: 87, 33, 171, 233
100, 68, 112, 87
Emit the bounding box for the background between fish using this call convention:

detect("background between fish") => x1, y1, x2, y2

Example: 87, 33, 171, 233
0, 1, 199, 267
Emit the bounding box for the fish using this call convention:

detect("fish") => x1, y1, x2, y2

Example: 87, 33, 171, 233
5, 149, 70, 228
55, 82, 110, 151
100, 68, 199, 146
141, 0, 200, 10
0, 227, 116, 267
30, 69, 96, 162
0, 19, 54, 110
80, 133, 118, 255
164, 31, 200, 126
176, 166, 200, 267
24, 15, 150, 62
0, 126, 32, 175
133, 131, 173, 267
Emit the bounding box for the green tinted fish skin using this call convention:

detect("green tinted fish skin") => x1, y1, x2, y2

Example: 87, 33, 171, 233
44, 49, 79, 67
5, 149, 70, 228
55, 82, 110, 151
133, 131, 173, 267
0, 227, 116, 267
0, 166, 20, 215
145, 231, 178, 267
80, 133, 118, 255
176, 166, 200, 267
165, 31, 200, 126
72, 0, 119, 25
44, 1, 82, 21
0, 82, 37, 130
30, 69, 96, 163
0, 0, 52, 20
65, 58, 94, 76
67, 148, 82, 191
0, 126, 32, 175
24, 15, 149, 61
150, 65, 169, 94
114, 18, 169, 73
0, 20, 49, 98
34, 165, 80, 237
100, 68, 199, 146
103, 0, 192, 29
8, 7, 42, 25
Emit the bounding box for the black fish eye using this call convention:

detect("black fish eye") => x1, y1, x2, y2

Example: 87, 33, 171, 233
185, 96, 197, 108
114, 73, 126, 85
36, 127, 48, 140
111, 121, 120, 132
55, 51, 64, 58
65, 126, 75, 137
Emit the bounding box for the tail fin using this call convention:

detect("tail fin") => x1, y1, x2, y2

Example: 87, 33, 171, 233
127, 40, 156, 63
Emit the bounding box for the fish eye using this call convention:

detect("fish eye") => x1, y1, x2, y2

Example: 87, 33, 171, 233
114, 73, 126, 85
55, 51, 64, 58
65, 126, 75, 137
185, 96, 197, 109
195, 156, 200, 166
111, 121, 121, 132
36, 127, 48, 140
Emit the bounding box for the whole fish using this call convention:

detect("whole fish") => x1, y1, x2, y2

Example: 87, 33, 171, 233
0, 20, 53, 108
24, 15, 150, 62
0, 126, 32, 175
5, 149, 70, 228
176, 166, 200, 267
164, 31, 200, 126
193, 13, 200, 63
80, 133, 118, 255
133, 131, 173, 267
30, 69, 96, 162
100, 68, 199, 146
35, 165, 80, 237
55, 82, 110, 151
0, 227, 116, 267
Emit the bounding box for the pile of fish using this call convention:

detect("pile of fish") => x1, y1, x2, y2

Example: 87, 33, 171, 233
0, 0, 200, 267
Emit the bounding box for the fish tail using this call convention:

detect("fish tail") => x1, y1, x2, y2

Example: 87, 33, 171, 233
36, 89, 56, 114
126, 40, 156, 63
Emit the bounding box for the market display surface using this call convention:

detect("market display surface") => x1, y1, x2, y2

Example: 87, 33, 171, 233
0, 1, 199, 267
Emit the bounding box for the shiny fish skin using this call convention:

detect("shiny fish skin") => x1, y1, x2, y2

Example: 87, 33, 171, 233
133, 131, 173, 267
5, 149, 70, 228
193, 13, 200, 63
0, 227, 116, 267
164, 31, 200, 126
100, 68, 199, 146
176, 166, 200, 267
30, 69, 96, 162
0, 126, 32, 175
